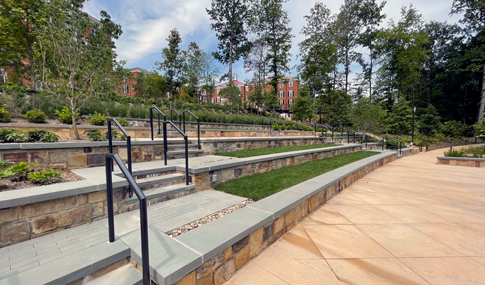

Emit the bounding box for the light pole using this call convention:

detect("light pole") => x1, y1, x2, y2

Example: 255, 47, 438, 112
411, 106, 416, 146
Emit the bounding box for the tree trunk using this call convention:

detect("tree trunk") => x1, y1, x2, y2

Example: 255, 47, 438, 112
345, 48, 349, 94
478, 61, 485, 123
25, 15, 36, 90
70, 87, 80, 140
369, 46, 373, 99
229, 40, 233, 84
428, 62, 434, 107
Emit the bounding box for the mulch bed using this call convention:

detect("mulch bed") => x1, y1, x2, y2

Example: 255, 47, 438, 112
0, 170, 83, 191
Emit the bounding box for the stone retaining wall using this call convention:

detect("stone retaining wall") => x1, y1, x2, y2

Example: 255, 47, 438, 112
0, 123, 313, 140
437, 156, 485, 167
193, 145, 362, 190
175, 153, 399, 285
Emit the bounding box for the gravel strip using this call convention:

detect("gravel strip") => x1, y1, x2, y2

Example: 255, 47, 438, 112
193, 157, 235, 165
168, 199, 254, 237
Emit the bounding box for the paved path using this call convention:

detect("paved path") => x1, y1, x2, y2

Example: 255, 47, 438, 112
226, 148, 485, 285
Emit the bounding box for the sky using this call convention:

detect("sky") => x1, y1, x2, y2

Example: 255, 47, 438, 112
83, 0, 463, 84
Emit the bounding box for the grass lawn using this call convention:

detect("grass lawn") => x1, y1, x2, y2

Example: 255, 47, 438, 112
216, 143, 339, 158
214, 151, 379, 201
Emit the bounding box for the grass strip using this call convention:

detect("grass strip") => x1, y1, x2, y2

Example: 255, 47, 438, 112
216, 143, 339, 158
214, 151, 379, 201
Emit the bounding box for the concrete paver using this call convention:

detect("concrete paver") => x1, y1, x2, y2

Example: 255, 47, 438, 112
226, 148, 485, 284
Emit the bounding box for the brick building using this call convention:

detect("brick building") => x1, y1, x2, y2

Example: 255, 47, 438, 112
210, 74, 299, 111
120, 67, 152, 97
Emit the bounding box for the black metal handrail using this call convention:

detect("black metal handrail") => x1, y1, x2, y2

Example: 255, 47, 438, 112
150, 107, 167, 140
313, 123, 329, 138
262, 118, 274, 131
107, 118, 133, 197
183, 110, 201, 149
105, 153, 150, 285
170, 109, 182, 128
163, 120, 190, 185
386, 136, 402, 155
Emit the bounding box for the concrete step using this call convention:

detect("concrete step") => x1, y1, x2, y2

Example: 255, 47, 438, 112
166, 150, 204, 156
86, 264, 142, 285
126, 183, 196, 205
167, 144, 198, 149
135, 173, 184, 191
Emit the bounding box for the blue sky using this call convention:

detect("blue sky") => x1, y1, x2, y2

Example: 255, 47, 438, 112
84, 0, 462, 83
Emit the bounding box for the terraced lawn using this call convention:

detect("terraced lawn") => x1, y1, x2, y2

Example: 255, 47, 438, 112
214, 151, 378, 201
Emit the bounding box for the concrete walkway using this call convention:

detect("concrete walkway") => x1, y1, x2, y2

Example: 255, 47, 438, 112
226, 148, 485, 285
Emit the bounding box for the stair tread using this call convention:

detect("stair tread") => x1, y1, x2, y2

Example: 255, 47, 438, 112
86, 264, 142, 285
135, 173, 184, 186
167, 144, 198, 149
167, 150, 204, 155
126, 183, 195, 204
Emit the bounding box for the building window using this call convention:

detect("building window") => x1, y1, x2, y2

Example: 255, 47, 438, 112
211, 98, 214, 104
279, 91, 284, 98
289, 99, 294, 105
280, 82, 283, 88
0, 69, 7, 84
122, 76, 129, 94
245, 95, 248, 101
217, 97, 221, 103
217, 89, 220, 94
245, 86, 249, 92
289, 80, 293, 87
289, 90, 294, 97
279, 100, 284, 106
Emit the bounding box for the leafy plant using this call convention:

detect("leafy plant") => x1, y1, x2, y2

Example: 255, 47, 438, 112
90, 112, 107, 126
0, 159, 12, 170
24, 109, 47, 123
117, 118, 129, 127
28, 169, 63, 185
41, 132, 60, 142
0, 169, 14, 180
105, 130, 119, 140
3, 129, 27, 143
84, 129, 104, 141
119, 133, 127, 141
26, 129, 60, 142
55, 106, 79, 124
0, 104, 11, 123
444, 150, 465, 157
7, 162, 39, 181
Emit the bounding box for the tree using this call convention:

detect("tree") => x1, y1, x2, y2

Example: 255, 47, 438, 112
450, 0, 485, 122
298, 2, 337, 100
259, 0, 293, 96
200, 51, 221, 104
418, 105, 442, 137
207, 0, 251, 84
183, 42, 203, 100
290, 85, 315, 122
388, 99, 412, 135
328, 90, 351, 127
220, 82, 242, 110
133, 72, 167, 99
352, 97, 386, 135
43, 0, 122, 139
0, 0, 48, 89
156, 29, 184, 98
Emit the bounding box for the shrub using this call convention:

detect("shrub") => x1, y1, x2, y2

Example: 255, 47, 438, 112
0, 104, 11, 123
1, 129, 27, 143
108, 103, 129, 118
0, 159, 11, 170
84, 129, 103, 141
55, 107, 79, 124
8, 162, 39, 181
90, 112, 107, 126
105, 130, 119, 140
27, 129, 50, 142
444, 149, 465, 157
24, 109, 46, 123
117, 118, 129, 127
40, 132, 60, 142
28, 169, 63, 185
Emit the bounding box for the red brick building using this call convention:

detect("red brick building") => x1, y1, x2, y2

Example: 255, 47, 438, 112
210, 75, 299, 111
120, 67, 152, 97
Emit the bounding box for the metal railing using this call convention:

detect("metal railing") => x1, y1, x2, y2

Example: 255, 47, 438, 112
262, 118, 273, 131
150, 107, 167, 140
105, 153, 150, 285
107, 118, 133, 197
183, 110, 201, 149
163, 120, 190, 185
313, 123, 331, 138
386, 136, 402, 155
170, 109, 182, 128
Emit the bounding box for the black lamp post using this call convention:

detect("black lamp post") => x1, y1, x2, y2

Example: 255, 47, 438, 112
411, 106, 416, 146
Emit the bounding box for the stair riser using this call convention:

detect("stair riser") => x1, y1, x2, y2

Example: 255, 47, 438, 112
132, 170, 176, 180
125, 187, 197, 210
139, 177, 185, 191
167, 152, 204, 159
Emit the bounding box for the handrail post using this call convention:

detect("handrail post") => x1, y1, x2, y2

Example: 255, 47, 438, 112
163, 121, 168, 166
347, 129, 349, 144
105, 156, 115, 243
185, 136, 189, 185
365, 134, 367, 148
262, 118, 263, 130
127, 136, 133, 198
108, 121, 113, 172
158, 113, 161, 135
382, 137, 385, 151
197, 118, 201, 150
150, 108, 154, 141
331, 127, 334, 141
183, 112, 186, 133
139, 197, 150, 285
